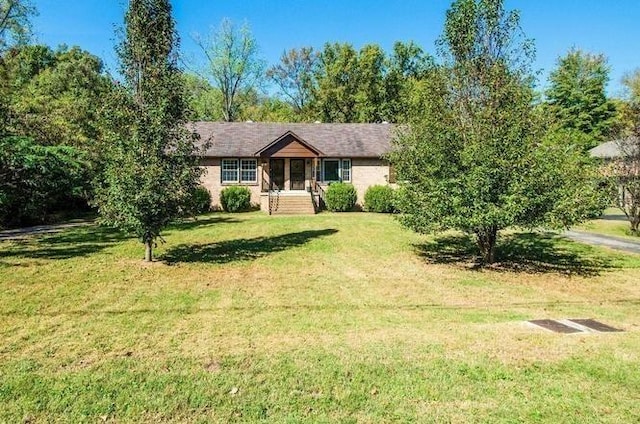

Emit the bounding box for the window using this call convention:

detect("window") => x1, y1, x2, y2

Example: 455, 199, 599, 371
323, 159, 340, 182
342, 159, 351, 182
221, 159, 238, 183
322, 158, 351, 182
222, 158, 258, 184
240, 159, 257, 183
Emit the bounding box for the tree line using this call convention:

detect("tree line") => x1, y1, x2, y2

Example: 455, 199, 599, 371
1, 0, 640, 262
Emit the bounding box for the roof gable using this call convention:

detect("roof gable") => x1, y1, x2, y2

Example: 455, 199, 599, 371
255, 131, 323, 157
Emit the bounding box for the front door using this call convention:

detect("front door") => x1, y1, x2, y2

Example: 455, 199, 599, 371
290, 159, 305, 190
270, 159, 285, 190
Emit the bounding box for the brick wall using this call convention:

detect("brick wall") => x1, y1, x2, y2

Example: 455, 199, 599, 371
200, 157, 391, 210
351, 158, 390, 206
200, 158, 262, 210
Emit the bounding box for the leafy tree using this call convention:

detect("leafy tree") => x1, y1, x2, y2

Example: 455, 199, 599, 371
266, 47, 318, 115
0, 0, 36, 52
95, 0, 203, 261
312, 41, 432, 123
240, 95, 296, 122
622, 69, 640, 100
0, 137, 89, 227
608, 69, 640, 233
609, 136, 640, 234
313, 43, 390, 123
313, 43, 361, 123
2, 45, 113, 151
613, 69, 640, 137
354, 44, 386, 122
183, 72, 223, 121
193, 19, 265, 122
390, 0, 605, 264
545, 49, 617, 150
383, 41, 434, 123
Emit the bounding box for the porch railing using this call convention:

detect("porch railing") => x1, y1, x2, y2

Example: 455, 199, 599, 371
314, 181, 326, 211
268, 187, 280, 215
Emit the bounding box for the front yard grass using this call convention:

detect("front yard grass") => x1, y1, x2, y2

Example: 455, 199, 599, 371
1, 212, 640, 422
576, 208, 639, 240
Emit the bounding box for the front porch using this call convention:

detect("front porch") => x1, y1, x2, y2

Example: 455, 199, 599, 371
255, 131, 326, 215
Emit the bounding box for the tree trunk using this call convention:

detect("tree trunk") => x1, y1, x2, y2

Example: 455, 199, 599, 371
475, 226, 498, 265
631, 216, 639, 235
145, 239, 153, 262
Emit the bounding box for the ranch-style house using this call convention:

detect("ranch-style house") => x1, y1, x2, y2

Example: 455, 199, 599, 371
194, 122, 396, 214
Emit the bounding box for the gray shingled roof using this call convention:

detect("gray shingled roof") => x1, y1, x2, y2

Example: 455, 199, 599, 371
191, 122, 395, 158
590, 137, 639, 159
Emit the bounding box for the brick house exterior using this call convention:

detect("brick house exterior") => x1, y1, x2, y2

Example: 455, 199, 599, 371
193, 122, 396, 214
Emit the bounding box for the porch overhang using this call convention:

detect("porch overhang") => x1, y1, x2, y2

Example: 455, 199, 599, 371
254, 131, 324, 158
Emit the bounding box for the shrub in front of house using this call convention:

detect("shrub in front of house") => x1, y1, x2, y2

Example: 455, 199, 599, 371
325, 182, 357, 212
187, 186, 212, 215
364, 185, 396, 213
220, 186, 251, 212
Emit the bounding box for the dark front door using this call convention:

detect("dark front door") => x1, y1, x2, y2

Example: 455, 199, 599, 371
270, 159, 285, 190
290, 159, 305, 190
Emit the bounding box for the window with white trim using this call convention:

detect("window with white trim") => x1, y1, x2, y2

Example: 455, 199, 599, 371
222, 158, 258, 184
240, 159, 257, 183
322, 158, 351, 182
221, 159, 239, 183
323, 159, 340, 182
341, 159, 351, 182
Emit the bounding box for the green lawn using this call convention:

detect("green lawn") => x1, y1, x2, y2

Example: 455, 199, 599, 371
1, 212, 640, 423
576, 208, 639, 240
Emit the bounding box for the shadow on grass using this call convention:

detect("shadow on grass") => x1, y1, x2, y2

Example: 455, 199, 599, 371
0, 215, 243, 262
414, 232, 615, 276
0, 225, 130, 260
599, 213, 628, 222
163, 229, 338, 264
167, 215, 242, 232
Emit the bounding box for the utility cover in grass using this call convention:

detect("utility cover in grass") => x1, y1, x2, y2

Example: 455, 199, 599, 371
528, 319, 624, 333
569, 319, 623, 333
528, 319, 583, 333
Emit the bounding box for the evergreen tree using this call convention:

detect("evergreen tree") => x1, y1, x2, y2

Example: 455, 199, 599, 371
95, 0, 202, 261
545, 49, 617, 150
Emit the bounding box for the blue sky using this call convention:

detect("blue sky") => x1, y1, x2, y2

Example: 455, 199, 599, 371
31, 0, 640, 96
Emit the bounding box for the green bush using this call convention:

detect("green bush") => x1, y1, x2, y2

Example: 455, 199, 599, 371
220, 186, 251, 212
325, 183, 357, 212
364, 185, 396, 213
183, 186, 211, 216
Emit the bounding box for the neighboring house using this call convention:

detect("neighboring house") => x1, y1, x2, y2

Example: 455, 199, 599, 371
590, 136, 640, 219
193, 122, 396, 214
590, 136, 639, 160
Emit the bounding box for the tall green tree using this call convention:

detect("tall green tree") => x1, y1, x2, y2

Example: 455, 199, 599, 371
0, 136, 88, 227
383, 41, 434, 123
390, 0, 605, 264
2, 45, 113, 151
193, 19, 264, 122
312, 41, 432, 123
266, 47, 318, 116
183, 72, 223, 121
545, 49, 617, 150
0, 0, 35, 52
95, 0, 202, 262
314, 42, 361, 123
0, 0, 36, 131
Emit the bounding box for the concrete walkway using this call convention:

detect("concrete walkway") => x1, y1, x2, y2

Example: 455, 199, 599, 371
564, 230, 640, 255
0, 220, 92, 241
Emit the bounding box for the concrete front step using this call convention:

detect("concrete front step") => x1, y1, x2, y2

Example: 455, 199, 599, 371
270, 194, 316, 215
